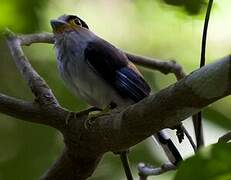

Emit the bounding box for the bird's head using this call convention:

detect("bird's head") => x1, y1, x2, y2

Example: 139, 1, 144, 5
50, 14, 89, 34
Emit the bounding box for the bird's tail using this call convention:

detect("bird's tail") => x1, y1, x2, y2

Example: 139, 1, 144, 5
153, 130, 182, 166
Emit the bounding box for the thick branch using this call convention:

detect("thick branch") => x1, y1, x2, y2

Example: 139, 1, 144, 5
41, 149, 102, 180
81, 55, 231, 152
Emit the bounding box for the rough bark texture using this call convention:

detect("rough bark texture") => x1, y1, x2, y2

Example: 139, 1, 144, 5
1, 30, 231, 179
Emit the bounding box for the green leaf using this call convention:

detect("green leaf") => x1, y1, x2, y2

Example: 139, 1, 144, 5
175, 143, 231, 180
204, 108, 231, 130
162, 0, 207, 15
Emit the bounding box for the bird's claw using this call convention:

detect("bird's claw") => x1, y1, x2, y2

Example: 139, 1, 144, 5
88, 104, 112, 119
65, 107, 101, 126
88, 111, 109, 120
76, 107, 101, 117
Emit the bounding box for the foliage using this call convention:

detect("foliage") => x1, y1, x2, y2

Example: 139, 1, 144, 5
0, 0, 47, 32
0, 0, 230, 179
161, 0, 207, 14
175, 143, 231, 180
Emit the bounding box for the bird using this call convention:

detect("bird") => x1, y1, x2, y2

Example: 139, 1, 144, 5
50, 14, 182, 179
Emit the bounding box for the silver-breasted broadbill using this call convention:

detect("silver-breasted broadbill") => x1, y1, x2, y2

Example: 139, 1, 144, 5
50, 15, 182, 172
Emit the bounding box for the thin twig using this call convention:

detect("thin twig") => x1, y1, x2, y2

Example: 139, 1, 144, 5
138, 162, 176, 180
218, 132, 231, 143
119, 151, 133, 180
181, 126, 197, 153
5, 29, 58, 106
126, 53, 186, 80
194, 0, 214, 149
19, 32, 54, 45
200, 0, 214, 67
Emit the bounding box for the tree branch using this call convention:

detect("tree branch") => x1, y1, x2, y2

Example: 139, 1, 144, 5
181, 125, 197, 152
193, 0, 214, 149
218, 131, 231, 143
0, 93, 40, 120
1, 30, 231, 179
0, 92, 69, 128
19, 32, 54, 45
125, 53, 186, 80
41, 148, 102, 180
82, 55, 231, 152
5, 29, 58, 106
138, 162, 176, 180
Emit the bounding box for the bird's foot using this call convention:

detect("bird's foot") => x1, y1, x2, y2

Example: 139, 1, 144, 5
65, 107, 101, 125
88, 106, 111, 119
84, 109, 110, 129
84, 103, 117, 129
76, 107, 102, 117
88, 103, 116, 119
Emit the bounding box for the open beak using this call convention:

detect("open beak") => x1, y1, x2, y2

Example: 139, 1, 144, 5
50, 19, 67, 31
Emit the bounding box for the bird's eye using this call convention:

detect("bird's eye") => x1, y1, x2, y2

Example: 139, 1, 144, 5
74, 19, 82, 26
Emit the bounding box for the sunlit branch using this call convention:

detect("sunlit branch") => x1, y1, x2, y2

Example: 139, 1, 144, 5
138, 162, 176, 180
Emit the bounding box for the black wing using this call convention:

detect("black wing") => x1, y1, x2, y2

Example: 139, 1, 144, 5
84, 39, 151, 102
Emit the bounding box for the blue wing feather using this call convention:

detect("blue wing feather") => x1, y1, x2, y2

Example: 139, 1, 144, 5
115, 67, 150, 102
85, 39, 151, 103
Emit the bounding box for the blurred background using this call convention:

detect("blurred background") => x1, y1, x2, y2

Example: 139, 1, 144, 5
0, 0, 230, 179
